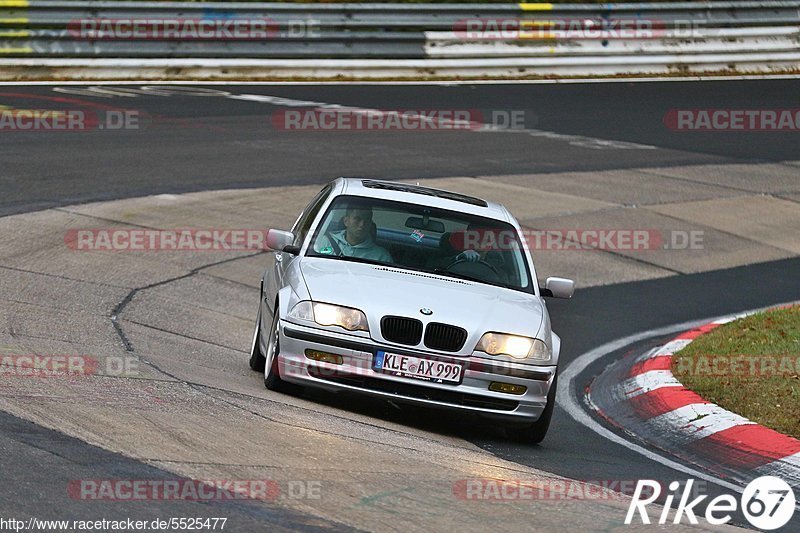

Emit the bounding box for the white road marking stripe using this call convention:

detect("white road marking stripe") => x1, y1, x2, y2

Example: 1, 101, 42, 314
648, 403, 754, 445
479, 123, 656, 150
618, 370, 681, 400
713, 312, 751, 325
754, 452, 800, 486
634, 346, 661, 363
653, 339, 692, 357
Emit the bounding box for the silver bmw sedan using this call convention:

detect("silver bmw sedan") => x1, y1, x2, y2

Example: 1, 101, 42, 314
249, 177, 573, 443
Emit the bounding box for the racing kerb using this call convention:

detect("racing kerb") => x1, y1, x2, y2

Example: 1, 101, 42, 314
0, 1, 799, 78
588, 306, 800, 490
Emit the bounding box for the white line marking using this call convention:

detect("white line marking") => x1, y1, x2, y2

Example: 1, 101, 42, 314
633, 346, 661, 363
755, 453, 800, 486
618, 370, 682, 399
653, 339, 692, 357
481, 124, 656, 149
648, 403, 754, 444
559, 300, 800, 497
41, 85, 659, 150
713, 313, 751, 325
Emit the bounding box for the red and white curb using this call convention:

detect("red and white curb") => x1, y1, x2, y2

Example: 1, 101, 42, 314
586, 307, 800, 488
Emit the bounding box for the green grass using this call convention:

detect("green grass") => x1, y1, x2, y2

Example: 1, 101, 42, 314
672, 306, 800, 438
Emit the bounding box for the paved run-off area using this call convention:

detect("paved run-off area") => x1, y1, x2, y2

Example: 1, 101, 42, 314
1, 158, 798, 529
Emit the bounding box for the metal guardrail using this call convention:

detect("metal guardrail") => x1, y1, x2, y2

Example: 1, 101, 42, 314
0, 1, 799, 78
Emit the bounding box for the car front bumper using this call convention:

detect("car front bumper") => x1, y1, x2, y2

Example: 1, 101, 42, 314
276, 320, 557, 424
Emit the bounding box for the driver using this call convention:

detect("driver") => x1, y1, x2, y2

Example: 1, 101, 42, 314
453, 224, 494, 262
316, 205, 393, 263
432, 225, 491, 267
446, 225, 512, 284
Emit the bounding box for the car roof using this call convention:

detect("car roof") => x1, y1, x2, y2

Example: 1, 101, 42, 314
331, 177, 513, 223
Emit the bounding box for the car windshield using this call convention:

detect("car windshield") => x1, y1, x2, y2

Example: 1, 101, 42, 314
306, 195, 534, 293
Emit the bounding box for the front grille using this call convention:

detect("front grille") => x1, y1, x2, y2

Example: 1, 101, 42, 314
424, 322, 467, 352
308, 368, 519, 411
381, 316, 423, 345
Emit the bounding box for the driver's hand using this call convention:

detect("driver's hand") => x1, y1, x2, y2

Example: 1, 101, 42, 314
456, 250, 480, 262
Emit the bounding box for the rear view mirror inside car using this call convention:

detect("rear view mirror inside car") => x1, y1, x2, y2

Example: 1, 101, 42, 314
405, 216, 445, 233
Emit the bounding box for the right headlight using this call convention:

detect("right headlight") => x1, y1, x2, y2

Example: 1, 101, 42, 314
476, 332, 550, 361
288, 301, 369, 332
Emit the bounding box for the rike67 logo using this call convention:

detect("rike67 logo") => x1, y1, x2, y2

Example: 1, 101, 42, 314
626, 477, 795, 530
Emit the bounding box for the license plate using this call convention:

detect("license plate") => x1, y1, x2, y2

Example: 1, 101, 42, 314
373, 351, 463, 385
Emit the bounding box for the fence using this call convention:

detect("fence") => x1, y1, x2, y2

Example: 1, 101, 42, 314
0, 1, 798, 78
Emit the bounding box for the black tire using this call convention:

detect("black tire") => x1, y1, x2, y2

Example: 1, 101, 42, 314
263, 306, 300, 394
248, 307, 266, 372
506, 375, 557, 444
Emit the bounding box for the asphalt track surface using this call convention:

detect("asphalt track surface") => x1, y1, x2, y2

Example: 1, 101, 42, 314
1, 79, 799, 216
2, 79, 800, 529
0, 411, 352, 531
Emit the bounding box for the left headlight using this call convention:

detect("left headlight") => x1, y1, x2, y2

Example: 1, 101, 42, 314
476, 332, 550, 361
289, 301, 369, 332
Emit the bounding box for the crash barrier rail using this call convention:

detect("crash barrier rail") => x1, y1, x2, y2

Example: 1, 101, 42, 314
0, 1, 799, 77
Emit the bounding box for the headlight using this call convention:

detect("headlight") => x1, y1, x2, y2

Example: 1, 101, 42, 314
288, 301, 369, 332
476, 332, 550, 361
288, 301, 314, 321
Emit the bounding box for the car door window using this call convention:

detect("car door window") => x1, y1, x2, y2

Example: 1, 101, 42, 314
291, 185, 332, 247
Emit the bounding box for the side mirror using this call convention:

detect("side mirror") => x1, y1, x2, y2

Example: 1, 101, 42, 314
540, 277, 574, 299
266, 229, 297, 254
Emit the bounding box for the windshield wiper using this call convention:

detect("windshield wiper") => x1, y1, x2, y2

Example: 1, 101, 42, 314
429, 268, 519, 291
430, 268, 491, 285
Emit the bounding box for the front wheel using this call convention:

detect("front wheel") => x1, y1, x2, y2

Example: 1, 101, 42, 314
506, 375, 557, 444
263, 306, 300, 394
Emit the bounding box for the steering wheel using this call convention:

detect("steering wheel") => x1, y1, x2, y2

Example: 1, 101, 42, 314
445, 257, 503, 282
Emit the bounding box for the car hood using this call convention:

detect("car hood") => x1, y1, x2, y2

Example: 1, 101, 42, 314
299, 257, 545, 353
